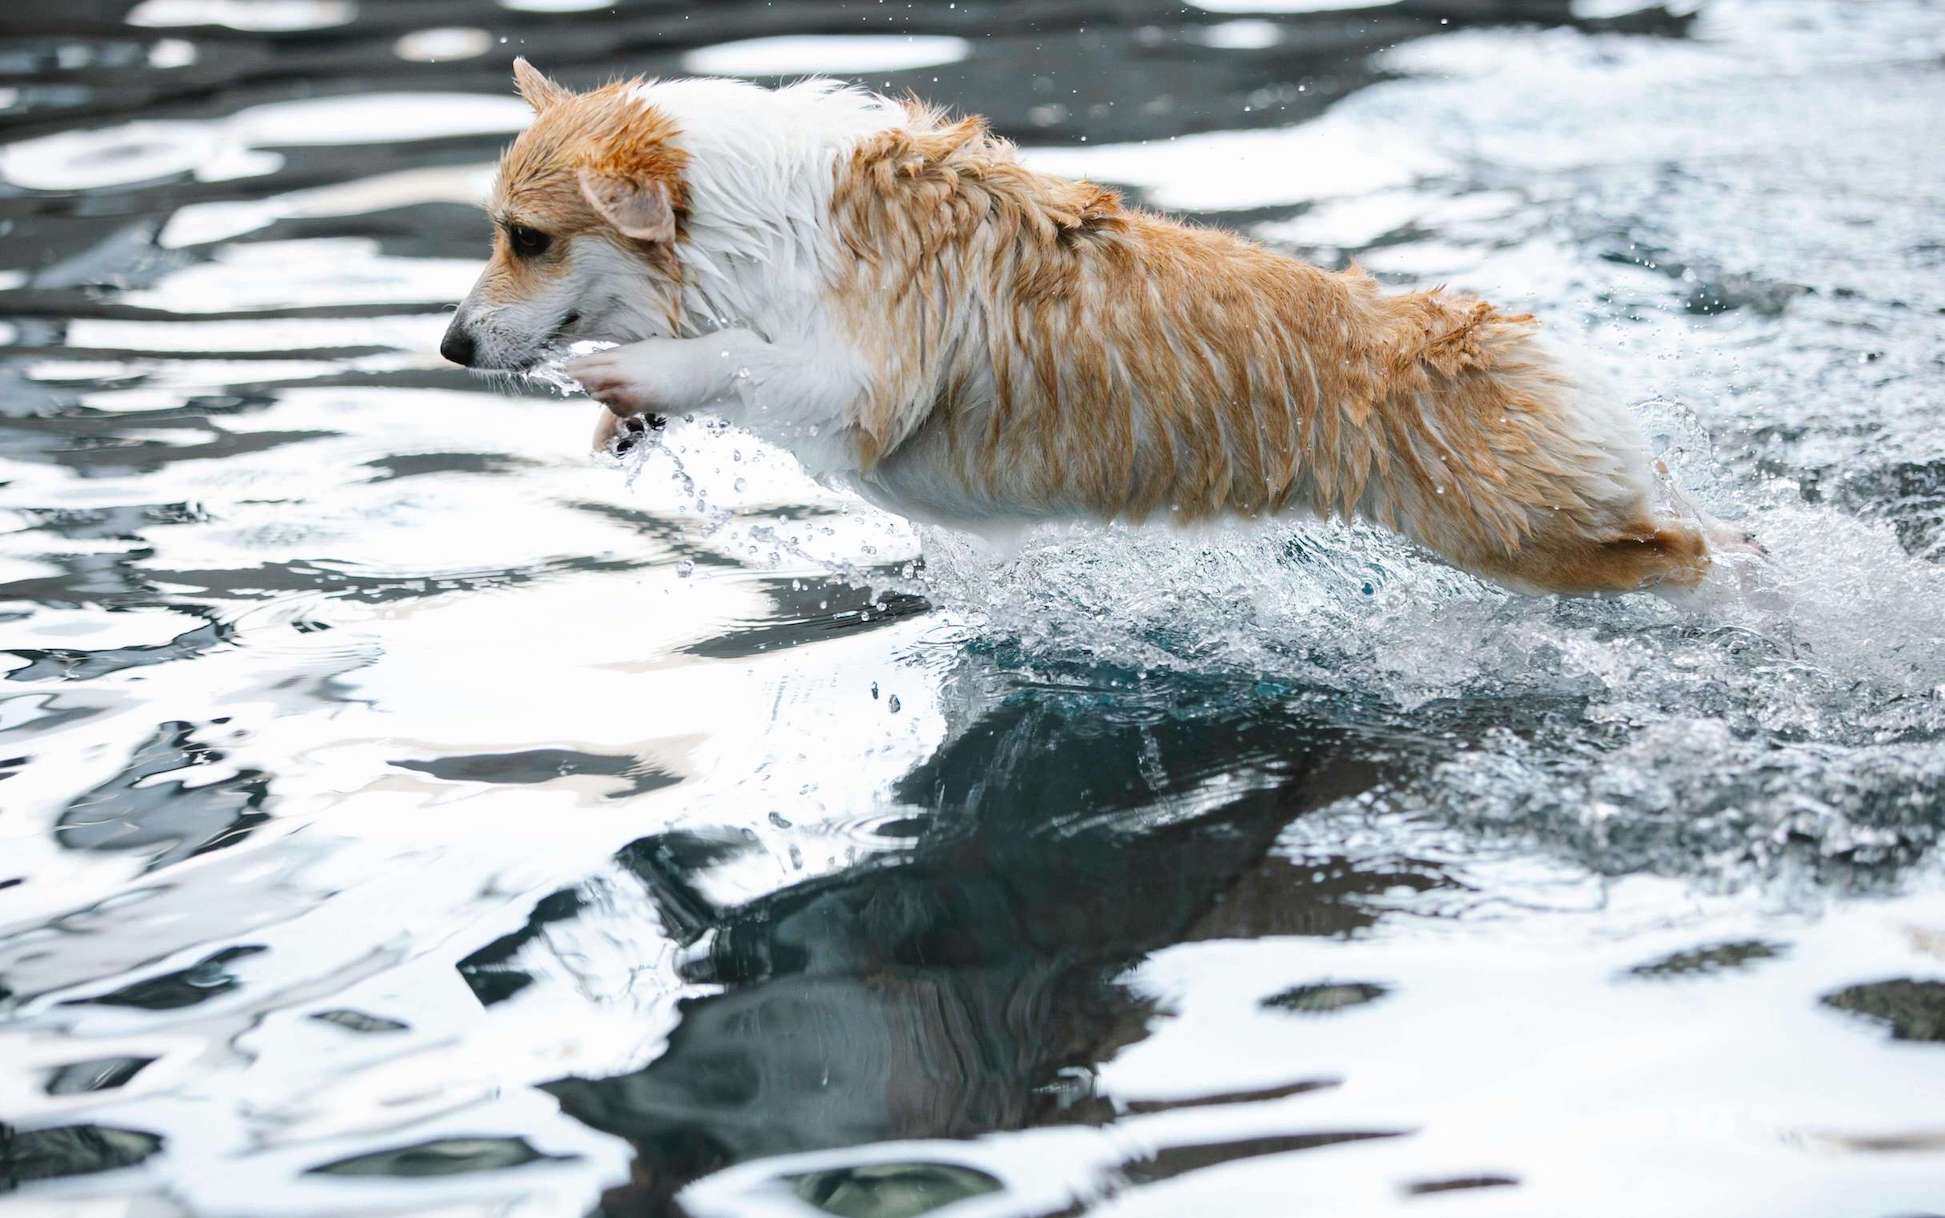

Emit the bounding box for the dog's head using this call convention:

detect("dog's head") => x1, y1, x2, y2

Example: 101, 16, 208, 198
442, 59, 687, 372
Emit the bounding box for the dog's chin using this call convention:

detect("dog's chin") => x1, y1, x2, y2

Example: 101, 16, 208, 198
476, 346, 564, 377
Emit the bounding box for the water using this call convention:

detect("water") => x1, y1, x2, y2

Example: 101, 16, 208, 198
3, 1, 1943, 1215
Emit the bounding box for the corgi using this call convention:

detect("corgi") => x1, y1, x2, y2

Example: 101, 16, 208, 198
443, 59, 1745, 595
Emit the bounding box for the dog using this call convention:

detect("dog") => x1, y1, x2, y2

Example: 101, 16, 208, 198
443, 60, 1743, 595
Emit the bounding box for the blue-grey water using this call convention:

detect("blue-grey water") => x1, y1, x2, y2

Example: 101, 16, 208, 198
3, 2, 1944, 1216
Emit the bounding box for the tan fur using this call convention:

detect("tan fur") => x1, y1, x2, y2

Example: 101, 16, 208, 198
475, 73, 1722, 595
472, 73, 686, 327
827, 104, 1712, 594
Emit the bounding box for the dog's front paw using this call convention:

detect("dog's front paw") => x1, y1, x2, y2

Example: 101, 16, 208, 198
591, 406, 665, 456
568, 348, 663, 417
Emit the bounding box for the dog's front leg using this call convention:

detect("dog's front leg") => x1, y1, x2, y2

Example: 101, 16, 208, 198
569, 333, 762, 424
572, 332, 867, 464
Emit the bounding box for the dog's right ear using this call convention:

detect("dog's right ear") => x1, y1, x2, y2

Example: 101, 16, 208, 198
578, 168, 676, 242
512, 57, 570, 112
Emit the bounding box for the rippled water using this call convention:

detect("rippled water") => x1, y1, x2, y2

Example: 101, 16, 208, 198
4, 2, 1944, 1215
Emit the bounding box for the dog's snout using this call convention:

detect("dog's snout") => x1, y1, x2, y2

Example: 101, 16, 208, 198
439, 322, 477, 368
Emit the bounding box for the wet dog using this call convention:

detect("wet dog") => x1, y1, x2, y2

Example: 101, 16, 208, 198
443, 60, 1743, 594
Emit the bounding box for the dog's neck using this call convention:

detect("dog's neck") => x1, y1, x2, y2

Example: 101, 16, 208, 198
631, 78, 902, 344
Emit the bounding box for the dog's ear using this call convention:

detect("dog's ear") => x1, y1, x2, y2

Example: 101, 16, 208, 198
512, 57, 570, 112
578, 168, 676, 242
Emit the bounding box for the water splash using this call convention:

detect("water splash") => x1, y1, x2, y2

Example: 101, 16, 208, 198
897, 489, 1945, 887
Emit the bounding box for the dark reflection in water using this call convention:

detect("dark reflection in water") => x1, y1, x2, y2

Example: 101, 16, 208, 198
0, 1123, 164, 1191
42, 1055, 153, 1096
1822, 979, 1945, 1044
62, 942, 265, 1011
1404, 1173, 1520, 1195
308, 1136, 570, 1180
683, 572, 931, 660
1260, 980, 1390, 1014
1121, 1129, 1405, 1186
56, 719, 268, 867
393, 747, 678, 798
784, 1161, 1002, 1218
1623, 939, 1789, 981
523, 663, 1447, 1214
308, 1008, 409, 1035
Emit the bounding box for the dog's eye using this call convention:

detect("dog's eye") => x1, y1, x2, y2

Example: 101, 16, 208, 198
506, 224, 552, 258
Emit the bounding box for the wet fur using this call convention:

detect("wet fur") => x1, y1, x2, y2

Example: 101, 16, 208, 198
447, 64, 1729, 595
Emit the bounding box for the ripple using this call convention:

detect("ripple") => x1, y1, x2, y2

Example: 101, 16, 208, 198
1193, 20, 1285, 50
0, 121, 223, 191
0, 94, 527, 193
127, 0, 356, 31
61, 944, 267, 1011
682, 35, 973, 77
307, 1136, 569, 1179
122, 240, 481, 312
393, 27, 494, 63
1190, 0, 1397, 10
1023, 115, 1448, 212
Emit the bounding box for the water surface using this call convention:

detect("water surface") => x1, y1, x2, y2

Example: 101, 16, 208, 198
3, 2, 1944, 1216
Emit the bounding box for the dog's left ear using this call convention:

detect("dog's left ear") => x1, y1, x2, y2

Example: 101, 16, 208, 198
578, 168, 676, 242
512, 57, 570, 112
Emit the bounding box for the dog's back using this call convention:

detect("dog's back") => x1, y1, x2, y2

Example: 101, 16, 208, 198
829, 111, 1716, 592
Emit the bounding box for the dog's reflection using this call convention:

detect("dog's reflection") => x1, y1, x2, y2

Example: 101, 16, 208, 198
530, 664, 1445, 1215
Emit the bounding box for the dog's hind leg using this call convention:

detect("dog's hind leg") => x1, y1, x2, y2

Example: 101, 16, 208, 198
1336, 299, 1753, 596
1472, 517, 1714, 594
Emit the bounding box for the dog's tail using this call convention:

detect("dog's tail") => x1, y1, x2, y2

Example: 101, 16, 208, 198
1361, 302, 1754, 595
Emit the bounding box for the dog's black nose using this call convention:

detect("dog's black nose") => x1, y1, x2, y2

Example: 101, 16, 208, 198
439, 324, 476, 368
